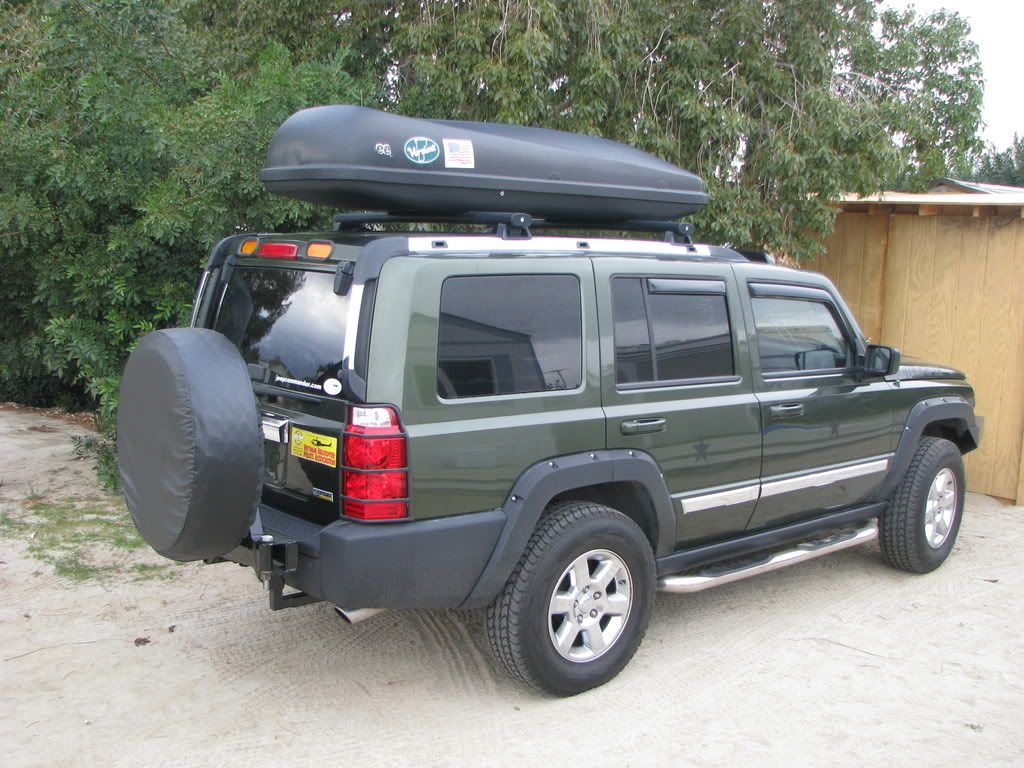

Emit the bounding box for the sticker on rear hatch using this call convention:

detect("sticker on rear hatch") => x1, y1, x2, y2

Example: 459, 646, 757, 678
290, 427, 337, 468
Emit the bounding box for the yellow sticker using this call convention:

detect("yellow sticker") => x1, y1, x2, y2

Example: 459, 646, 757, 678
290, 427, 337, 468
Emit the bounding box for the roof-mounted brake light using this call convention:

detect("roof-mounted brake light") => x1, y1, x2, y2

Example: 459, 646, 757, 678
258, 242, 298, 260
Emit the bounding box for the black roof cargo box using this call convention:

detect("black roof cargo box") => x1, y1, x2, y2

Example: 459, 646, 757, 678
260, 105, 708, 221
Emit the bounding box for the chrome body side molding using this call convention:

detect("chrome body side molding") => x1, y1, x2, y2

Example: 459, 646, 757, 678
677, 484, 760, 515
673, 455, 892, 515
759, 457, 891, 498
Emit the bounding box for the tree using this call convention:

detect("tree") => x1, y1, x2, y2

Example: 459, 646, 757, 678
969, 136, 1024, 187
339, 0, 982, 255
866, 8, 984, 190
0, 0, 368, 481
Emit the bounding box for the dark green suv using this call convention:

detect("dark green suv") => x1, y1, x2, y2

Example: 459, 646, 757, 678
118, 219, 979, 696
117, 108, 981, 696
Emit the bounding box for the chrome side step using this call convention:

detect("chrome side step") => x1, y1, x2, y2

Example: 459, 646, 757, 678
658, 520, 878, 594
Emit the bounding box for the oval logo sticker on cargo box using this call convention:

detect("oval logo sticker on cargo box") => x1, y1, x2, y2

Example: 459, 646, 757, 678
404, 136, 440, 165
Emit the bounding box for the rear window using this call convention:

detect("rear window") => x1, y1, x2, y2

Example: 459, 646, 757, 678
214, 266, 350, 395
437, 274, 583, 398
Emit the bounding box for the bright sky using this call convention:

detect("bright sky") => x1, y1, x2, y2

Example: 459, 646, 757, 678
886, 0, 1022, 150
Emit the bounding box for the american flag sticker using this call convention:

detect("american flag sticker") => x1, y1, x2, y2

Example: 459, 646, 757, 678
443, 139, 475, 169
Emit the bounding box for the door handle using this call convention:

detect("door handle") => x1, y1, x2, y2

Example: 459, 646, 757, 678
261, 413, 290, 443
620, 417, 667, 435
769, 403, 805, 419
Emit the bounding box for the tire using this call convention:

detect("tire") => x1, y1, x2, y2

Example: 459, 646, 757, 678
485, 501, 656, 696
118, 328, 263, 561
879, 437, 965, 574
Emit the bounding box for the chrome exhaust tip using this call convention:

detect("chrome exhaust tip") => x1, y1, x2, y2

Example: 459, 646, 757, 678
334, 606, 386, 624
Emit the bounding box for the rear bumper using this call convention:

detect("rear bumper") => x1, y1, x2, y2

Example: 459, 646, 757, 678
224, 504, 506, 610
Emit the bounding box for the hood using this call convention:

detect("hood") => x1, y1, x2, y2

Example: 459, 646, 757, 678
892, 355, 966, 382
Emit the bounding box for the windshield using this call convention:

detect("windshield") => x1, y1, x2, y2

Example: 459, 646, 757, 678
213, 266, 350, 396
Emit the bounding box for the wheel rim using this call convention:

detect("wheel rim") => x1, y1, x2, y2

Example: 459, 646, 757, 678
547, 548, 632, 663
924, 468, 957, 549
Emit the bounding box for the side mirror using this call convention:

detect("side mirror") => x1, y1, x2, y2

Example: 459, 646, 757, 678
863, 344, 900, 376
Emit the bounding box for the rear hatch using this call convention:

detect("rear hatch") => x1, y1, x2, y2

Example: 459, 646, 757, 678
210, 255, 358, 526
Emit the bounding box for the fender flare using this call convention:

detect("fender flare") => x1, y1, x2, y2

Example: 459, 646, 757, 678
460, 449, 676, 608
877, 395, 981, 501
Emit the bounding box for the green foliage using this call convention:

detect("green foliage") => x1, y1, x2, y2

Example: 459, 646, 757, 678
868, 8, 984, 190
0, 0, 367, 439
969, 136, 1024, 187
0, 0, 985, 482
338, 0, 982, 254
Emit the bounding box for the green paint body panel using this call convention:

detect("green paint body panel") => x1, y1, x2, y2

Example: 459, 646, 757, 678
368, 256, 605, 522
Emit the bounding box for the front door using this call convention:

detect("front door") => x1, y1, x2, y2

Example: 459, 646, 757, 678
595, 258, 763, 547
740, 277, 895, 529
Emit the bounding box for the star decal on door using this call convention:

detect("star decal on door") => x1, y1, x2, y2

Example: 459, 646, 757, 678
693, 439, 710, 462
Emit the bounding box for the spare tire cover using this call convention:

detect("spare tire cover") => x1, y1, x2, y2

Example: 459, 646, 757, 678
118, 328, 263, 561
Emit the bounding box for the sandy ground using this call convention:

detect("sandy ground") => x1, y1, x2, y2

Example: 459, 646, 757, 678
1, 406, 1022, 768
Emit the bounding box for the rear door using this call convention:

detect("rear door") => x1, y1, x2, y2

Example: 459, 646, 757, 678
595, 258, 763, 547
210, 260, 355, 525
740, 276, 895, 529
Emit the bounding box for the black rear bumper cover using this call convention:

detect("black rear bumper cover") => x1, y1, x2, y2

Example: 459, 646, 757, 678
225, 504, 506, 610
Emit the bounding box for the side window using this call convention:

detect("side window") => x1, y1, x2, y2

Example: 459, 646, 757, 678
437, 274, 582, 398
610, 278, 654, 384
611, 277, 734, 385
751, 296, 850, 373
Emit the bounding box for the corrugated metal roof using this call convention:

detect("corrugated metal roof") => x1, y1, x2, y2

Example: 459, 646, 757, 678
929, 177, 1024, 194
837, 191, 1024, 208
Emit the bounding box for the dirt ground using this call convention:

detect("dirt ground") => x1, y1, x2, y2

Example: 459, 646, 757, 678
1, 406, 1022, 768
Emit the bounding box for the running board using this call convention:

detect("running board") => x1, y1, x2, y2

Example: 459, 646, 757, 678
658, 520, 878, 594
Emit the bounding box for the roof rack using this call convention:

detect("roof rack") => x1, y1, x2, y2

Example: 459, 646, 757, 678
732, 248, 777, 265
333, 211, 696, 244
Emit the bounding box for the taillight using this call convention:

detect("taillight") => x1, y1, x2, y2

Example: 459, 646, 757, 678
341, 406, 408, 520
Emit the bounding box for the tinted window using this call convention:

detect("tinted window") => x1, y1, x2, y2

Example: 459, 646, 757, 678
437, 275, 582, 398
648, 291, 733, 380
752, 297, 849, 372
214, 267, 349, 394
611, 277, 734, 384
611, 277, 654, 384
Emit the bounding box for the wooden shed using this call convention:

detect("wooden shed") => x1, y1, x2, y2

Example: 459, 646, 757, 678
806, 192, 1024, 503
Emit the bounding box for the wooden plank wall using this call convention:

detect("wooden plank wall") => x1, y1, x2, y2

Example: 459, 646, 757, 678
813, 211, 1024, 502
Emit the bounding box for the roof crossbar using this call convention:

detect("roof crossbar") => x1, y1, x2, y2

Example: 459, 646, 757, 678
333, 211, 695, 244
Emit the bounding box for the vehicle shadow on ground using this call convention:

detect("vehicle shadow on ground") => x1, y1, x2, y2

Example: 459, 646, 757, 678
186, 544, 893, 703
